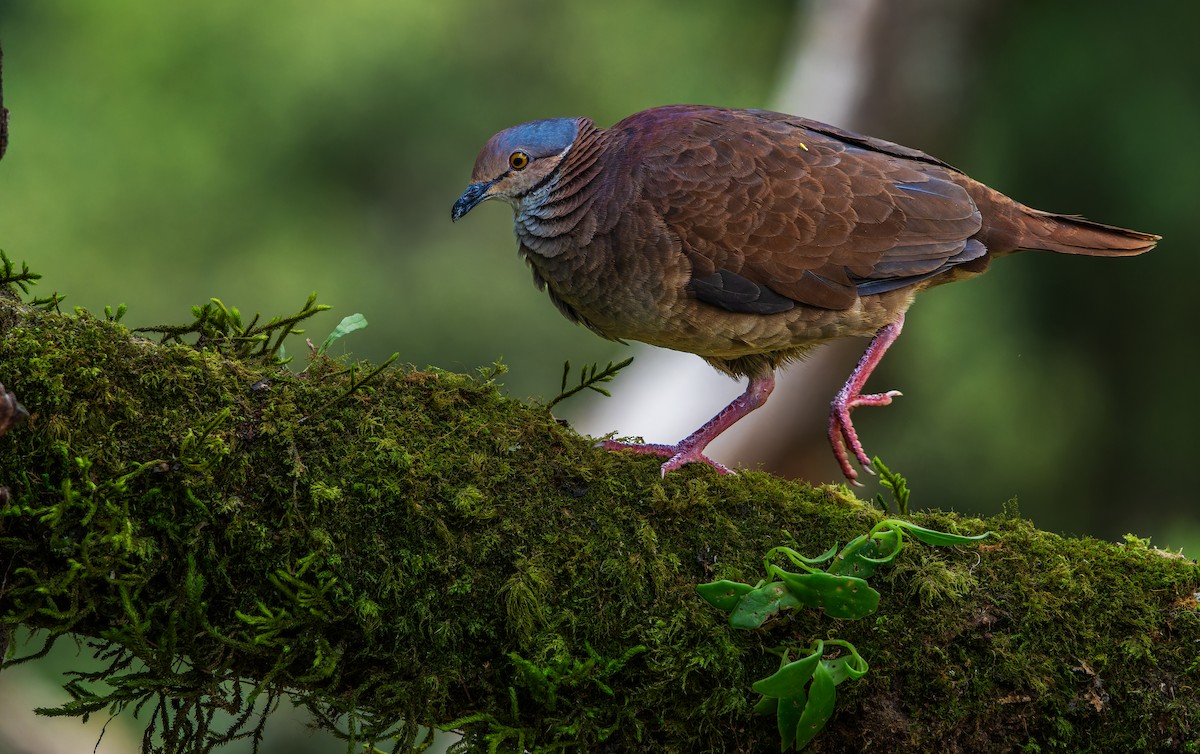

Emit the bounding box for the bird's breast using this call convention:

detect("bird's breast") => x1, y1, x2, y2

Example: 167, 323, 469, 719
519, 205, 909, 361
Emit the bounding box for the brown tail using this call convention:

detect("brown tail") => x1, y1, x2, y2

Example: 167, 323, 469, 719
1019, 208, 1160, 256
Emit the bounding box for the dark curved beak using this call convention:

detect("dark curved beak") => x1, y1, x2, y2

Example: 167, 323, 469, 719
451, 180, 496, 222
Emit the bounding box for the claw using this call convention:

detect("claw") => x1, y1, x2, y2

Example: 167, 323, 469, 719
827, 315, 906, 483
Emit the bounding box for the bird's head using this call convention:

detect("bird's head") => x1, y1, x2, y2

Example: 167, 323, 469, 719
451, 117, 580, 221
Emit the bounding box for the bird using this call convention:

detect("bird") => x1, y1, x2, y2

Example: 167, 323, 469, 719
451, 105, 1159, 483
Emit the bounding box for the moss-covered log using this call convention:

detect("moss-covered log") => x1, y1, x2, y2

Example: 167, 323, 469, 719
0, 295, 1197, 754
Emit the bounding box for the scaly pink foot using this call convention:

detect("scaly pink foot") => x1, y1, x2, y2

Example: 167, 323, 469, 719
597, 439, 733, 475
600, 374, 775, 477
829, 314, 906, 485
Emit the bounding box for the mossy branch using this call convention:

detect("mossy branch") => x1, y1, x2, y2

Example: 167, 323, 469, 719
0, 297, 1197, 753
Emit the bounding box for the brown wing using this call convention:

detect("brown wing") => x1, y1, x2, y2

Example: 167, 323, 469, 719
626, 106, 984, 311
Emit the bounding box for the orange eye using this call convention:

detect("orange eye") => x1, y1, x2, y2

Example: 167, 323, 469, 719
509, 151, 530, 170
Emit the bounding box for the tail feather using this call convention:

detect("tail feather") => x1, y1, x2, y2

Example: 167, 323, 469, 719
1021, 208, 1160, 256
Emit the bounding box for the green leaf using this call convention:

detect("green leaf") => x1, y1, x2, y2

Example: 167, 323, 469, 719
777, 693, 806, 751
729, 582, 800, 629
793, 663, 837, 750
774, 571, 880, 620
753, 695, 779, 716
770, 543, 838, 570
886, 519, 993, 546
752, 643, 823, 698
821, 654, 869, 685
695, 580, 754, 613
826, 531, 901, 579
319, 312, 368, 354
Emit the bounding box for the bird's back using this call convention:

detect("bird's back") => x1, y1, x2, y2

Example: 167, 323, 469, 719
613, 106, 994, 310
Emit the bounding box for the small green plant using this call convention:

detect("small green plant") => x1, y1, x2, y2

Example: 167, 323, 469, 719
546, 357, 633, 409
134, 293, 330, 364
698, 519, 992, 751
318, 312, 368, 355
103, 303, 128, 323
0, 251, 42, 296
29, 292, 65, 312
752, 640, 868, 751
442, 644, 647, 752
0, 252, 64, 312
871, 456, 911, 514
507, 642, 648, 710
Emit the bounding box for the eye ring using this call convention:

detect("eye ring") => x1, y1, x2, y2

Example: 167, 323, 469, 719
509, 151, 530, 171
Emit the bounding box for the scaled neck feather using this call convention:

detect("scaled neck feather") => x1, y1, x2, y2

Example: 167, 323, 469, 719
515, 119, 611, 258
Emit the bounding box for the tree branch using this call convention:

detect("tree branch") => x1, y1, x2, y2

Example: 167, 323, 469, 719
0, 294, 1197, 753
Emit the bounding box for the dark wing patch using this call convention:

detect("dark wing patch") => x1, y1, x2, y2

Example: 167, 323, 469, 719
852, 239, 988, 295
690, 268, 796, 314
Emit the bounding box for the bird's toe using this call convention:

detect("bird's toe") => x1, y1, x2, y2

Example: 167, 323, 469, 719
660, 451, 732, 477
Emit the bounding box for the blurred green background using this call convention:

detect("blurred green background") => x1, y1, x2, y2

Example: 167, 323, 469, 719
0, 1, 1197, 750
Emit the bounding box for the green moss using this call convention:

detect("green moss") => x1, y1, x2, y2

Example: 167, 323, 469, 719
0, 299, 1196, 753
887, 549, 978, 605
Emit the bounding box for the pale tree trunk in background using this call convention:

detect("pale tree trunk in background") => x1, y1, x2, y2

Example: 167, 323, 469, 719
576, 0, 996, 482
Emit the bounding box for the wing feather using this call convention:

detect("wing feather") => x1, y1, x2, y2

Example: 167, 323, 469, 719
624, 106, 986, 311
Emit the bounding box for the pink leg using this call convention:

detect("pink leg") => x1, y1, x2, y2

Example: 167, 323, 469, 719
599, 374, 776, 477
829, 313, 905, 485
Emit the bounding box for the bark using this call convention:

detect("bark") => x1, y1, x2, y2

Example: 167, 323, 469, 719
0, 295, 1196, 754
